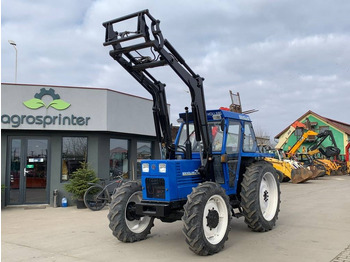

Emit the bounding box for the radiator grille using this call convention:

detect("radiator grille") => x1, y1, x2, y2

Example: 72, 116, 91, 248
146, 178, 165, 199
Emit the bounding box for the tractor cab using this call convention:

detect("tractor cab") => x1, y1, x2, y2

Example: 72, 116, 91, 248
176, 109, 259, 159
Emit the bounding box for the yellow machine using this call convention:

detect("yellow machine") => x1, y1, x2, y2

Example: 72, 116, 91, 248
296, 153, 327, 177
314, 158, 344, 176
306, 130, 347, 176
279, 123, 346, 177
265, 149, 314, 183
265, 121, 317, 183
286, 130, 318, 157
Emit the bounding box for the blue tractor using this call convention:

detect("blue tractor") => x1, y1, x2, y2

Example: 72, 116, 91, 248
103, 10, 280, 255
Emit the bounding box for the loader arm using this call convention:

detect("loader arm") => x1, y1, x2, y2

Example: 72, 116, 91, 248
308, 130, 340, 158
103, 10, 212, 171
286, 130, 318, 157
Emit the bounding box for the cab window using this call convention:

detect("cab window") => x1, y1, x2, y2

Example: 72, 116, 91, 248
243, 122, 257, 152
226, 121, 240, 154
177, 122, 223, 152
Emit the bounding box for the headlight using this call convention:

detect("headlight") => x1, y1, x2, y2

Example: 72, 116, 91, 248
159, 163, 166, 173
142, 163, 149, 173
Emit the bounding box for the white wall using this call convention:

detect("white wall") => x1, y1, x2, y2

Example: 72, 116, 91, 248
1, 84, 156, 136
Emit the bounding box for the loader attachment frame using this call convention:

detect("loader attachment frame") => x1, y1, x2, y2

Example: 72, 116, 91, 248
103, 10, 212, 175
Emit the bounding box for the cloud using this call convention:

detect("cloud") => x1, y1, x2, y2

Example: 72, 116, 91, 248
2, 0, 350, 138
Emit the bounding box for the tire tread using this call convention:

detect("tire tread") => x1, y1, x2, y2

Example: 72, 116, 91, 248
182, 182, 231, 256
108, 181, 154, 242
240, 161, 281, 232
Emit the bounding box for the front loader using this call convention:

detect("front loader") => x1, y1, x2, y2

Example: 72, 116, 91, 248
103, 10, 280, 255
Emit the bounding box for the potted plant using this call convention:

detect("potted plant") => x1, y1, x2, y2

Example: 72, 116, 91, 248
64, 162, 98, 208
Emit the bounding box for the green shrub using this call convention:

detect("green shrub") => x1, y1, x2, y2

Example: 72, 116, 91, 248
64, 162, 98, 200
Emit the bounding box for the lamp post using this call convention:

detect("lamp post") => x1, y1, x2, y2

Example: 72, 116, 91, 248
8, 40, 17, 83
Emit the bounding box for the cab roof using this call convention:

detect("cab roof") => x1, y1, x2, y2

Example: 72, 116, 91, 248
179, 109, 251, 122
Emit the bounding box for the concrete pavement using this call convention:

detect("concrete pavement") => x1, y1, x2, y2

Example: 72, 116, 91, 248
2, 175, 350, 262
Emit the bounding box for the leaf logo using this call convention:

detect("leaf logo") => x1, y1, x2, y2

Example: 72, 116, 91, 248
47, 99, 71, 110
23, 98, 46, 109
23, 88, 71, 110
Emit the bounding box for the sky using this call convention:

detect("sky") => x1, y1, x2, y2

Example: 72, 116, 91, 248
2, 0, 350, 140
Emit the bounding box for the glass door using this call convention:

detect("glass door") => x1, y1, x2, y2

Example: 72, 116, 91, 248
9, 139, 21, 203
8, 137, 49, 205
25, 139, 48, 203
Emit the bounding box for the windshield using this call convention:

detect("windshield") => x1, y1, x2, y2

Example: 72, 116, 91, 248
177, 122, 223, 152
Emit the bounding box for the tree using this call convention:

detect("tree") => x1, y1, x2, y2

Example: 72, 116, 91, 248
64, 162, 98, 200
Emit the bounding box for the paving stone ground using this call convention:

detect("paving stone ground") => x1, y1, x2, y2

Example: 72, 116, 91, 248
331, 245, 350, 262
2, 175, 350, 262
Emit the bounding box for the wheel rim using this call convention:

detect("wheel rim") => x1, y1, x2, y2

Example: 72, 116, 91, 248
125, 191, 152, 233
202, 194, 228, 245
259, 172, 278, 221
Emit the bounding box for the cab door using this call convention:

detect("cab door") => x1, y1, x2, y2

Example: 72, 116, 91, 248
222, 120, 241, 189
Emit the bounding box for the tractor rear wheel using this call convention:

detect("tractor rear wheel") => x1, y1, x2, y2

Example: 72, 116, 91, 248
276, 171, 284, 183
240, 161, 280, 232
108, 181, 154, 242
182, 182, 231, 256
282, 176, 291, 182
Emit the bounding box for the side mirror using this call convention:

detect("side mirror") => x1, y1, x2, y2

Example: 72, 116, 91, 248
220, 119, 225, 132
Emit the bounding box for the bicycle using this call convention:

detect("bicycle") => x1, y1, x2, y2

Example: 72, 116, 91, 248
84, 175, 124, 211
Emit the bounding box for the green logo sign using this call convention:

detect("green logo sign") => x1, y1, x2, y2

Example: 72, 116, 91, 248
23, 88, 71, 110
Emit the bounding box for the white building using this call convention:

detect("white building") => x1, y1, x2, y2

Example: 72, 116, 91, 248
1, 83, 164, 207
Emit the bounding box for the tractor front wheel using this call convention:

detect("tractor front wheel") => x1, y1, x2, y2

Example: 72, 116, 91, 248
108, 181, 154, 242
182, 182, 231, 256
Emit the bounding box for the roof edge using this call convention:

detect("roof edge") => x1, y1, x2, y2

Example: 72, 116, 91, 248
1, 82, 170, 106
275, 110, 350, 138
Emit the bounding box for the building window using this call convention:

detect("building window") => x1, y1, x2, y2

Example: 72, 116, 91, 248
61, 137, 87, 181
137, 141, 152, 179
319, 126, 329, 133
310, 122, 318, 131
110, 139, 129, 179
295, 127, 304, 139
